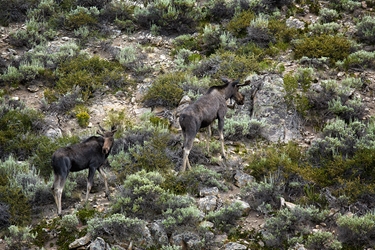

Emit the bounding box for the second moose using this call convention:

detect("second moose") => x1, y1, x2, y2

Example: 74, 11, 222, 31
179, 78, 250, 172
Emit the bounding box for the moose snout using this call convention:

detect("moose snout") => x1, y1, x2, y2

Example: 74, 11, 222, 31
102, 147, 110, 154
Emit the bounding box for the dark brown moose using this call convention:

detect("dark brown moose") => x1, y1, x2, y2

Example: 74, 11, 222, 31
51, 125, 117, 215
179, 78, 250, 172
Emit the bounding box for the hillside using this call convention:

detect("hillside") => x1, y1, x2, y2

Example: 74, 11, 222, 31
1, 0, 375, 249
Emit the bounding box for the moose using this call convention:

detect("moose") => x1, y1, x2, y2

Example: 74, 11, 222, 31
179, 77, 250, 172
51, 124, 117, 216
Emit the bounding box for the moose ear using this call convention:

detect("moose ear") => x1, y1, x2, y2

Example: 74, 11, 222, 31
97, 130, 104, 136
232, 79, 240, 86
221, 77, 230, 84
237, 79, 251, 87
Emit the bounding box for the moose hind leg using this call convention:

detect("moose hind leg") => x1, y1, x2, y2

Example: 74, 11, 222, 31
52, 174, 66, 216
181, 135, 194, 172
98, 168, 110, 199
86, 168, 95, 202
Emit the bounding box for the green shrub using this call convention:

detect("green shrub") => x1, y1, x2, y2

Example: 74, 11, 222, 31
329, 0, 362, 12
244, 141, 305, 181
56, 213, 83, 249
0, 183, 31, 226
112, 170, 166, 219
318, 8, 339, 23
173, 34, 199, 53
0, 0, 39, 26
76, 207, 96, 224
240, 174, 285, 212
336, 212, 375, 247
308, 22, 341, 35
307, 118, 366, 164
126, 130, 176, 173
226, 10, 255, 38
200, 24, 222, 56
60, 214, 80, 232
65, 6, 99, 30
293, 35, 351, 63
208, 50, 261, 79
27, 0, 58, 22
167, 165, 228, 195
262, 205, 329, 248
0, 66, 23, 85
100, 0, 135, 23
0, 99, 46, 160
88, 214, 148, 246
8, 17, 56, 48
224, 114, 265, 141
161, 195, 201, 235
56, 55, 125, 100
356, 15, 375, 45
268, 18, 300, 45
338, 50, 375, 70
283, 69, 312, 117
205, 0, 235, 23
0, 203, 10, 230
142, 72, 184, 108
5, 225, 37, 250
206, 201, 245, 233
328, 96, 365, 122
74, 105, 90, 127
305, 231, 342, 250
134, 0, 203, 35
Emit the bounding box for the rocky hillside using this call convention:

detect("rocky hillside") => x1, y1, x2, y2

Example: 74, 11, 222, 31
1, 0, 375, 249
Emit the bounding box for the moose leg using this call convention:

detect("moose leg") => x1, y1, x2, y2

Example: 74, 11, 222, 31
86, 168, 95, 202
181, 145, 191, 172
98, 168, 110, 199
206, 125, 211, 153
217, 118, 227, 168
52, 174, 66, 216
217, 118, 226, 159
181, 130, 194, 172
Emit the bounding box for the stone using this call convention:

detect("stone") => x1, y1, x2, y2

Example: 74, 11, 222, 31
233, 170, 254, 187
198, 195, 218, 213
87, 237, 109, 250
223, 242, 247, 250
69, 234, 91, 249
149, 220, 169, 246
199, 187, 219, 197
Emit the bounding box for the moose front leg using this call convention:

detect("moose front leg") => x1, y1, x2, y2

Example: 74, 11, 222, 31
218, 118, 227, 168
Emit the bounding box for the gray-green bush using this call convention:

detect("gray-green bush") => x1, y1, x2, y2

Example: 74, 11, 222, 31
336, 211, 375, 247
262, 205, 329, 248
88, 214, 149, 246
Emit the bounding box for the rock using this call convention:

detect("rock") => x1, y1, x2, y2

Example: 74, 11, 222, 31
45, 127, 62, 138
284, 201, 297, 210
223, 242, 247, 250
250, 74, 303, 142
286, 17, 305, 29
199, 187, 219, 197
198, 195, 218, 213
87, 237, 110, 250
171, 232, 201, 249
27, 85, 39, 93
235, 200, 251, 216
233, 170, 254, 187
69, 234, 91, 249
149, 220, 169, 246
